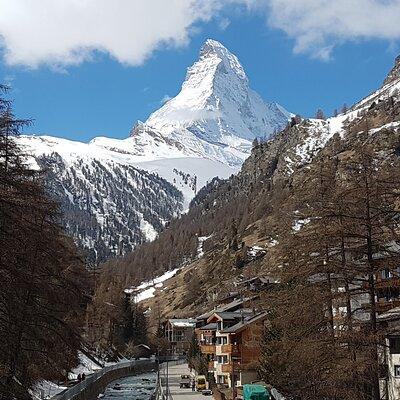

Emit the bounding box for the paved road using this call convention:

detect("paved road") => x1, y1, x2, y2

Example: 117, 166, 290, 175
161, 363, 206, 400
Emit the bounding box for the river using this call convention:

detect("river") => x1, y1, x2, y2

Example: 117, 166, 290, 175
99, 371, 157, 399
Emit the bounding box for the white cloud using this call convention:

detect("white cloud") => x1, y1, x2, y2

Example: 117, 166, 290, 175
264, 0, 400, 60
218, 17, 231, 31
0, 0, 224, 68
0, 0, 399, 68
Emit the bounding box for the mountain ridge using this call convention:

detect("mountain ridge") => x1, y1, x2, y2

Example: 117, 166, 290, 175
142, 39, 290, 166
98, 53, 400, 308
18, 39, 288, 262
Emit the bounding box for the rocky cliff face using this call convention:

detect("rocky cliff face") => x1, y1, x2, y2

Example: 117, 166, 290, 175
384, 55, 400, 86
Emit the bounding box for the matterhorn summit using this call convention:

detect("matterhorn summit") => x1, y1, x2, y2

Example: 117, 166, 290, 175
133, 39, 290, 166
17, 39, 290, 262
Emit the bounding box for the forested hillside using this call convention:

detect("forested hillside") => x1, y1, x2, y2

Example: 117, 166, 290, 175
90, 57, 400, 399
37, 152, 183, 263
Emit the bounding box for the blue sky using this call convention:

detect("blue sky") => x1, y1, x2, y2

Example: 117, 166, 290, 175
0, 1, 399, 142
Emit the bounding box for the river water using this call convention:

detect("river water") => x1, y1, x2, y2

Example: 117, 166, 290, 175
99, 371, 157, 399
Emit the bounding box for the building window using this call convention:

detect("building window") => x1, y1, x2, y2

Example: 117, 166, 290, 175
394, 365, 400, 377
390, 338, 400, 354
217, 355, 228, 364
216, 337, 227, 345
381, 269, 393, 280
217, 375, 227, 384
175, 332, 184, 342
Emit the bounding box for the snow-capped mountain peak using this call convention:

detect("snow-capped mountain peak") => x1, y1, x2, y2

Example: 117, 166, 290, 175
143, 39, 290, 166
198, 38, 247, 81
17, 39, 291, 262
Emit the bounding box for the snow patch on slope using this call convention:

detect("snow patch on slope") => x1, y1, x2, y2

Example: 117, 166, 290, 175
197, 234, 213, 258
125, 268, 181, 303
139, 218, 158, 242
18, 135, 237, 207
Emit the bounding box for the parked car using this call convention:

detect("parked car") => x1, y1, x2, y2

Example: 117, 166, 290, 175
179, 374, 191, 388
196, 375, 207, 391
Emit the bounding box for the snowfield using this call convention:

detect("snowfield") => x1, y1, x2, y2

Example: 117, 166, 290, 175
125, 268, 181, 303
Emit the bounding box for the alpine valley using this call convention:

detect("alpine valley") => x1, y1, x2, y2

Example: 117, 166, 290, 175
98, 53, 400, 314
18, 39, 290, 263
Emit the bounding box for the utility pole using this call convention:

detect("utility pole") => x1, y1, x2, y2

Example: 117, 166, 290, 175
231, 356, 236, 400
166, 351, 169, 399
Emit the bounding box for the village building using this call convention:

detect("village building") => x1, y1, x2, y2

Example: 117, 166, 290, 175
164, 318, 196, 355
196, 300, 268, 389
375, 268, 400, 314
324, 268, 400, 400
212, 311, 268, 388
235, 276, 275, 293
378, 307, 400, 400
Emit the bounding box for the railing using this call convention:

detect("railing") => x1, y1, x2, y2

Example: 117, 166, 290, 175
220, 344, 239, 354
152, 371, 165, 400
201, 344, 216, 353
221, 364, 233, 373
52, 356, 183, 400
154, 358, 186, 400
52, 359, 148, 400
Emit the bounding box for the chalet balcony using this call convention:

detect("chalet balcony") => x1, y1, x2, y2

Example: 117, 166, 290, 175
221, 364, 233, 373
376, 299, 400, 314
201, 344, 216, 354
220, 344, 240, 355
218, 361, 242, 374
375, 278, 400, 289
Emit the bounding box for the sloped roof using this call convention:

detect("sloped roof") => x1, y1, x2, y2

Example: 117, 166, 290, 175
199, 322, 218, 330
168, 318, 196, 328
196, 296, 257, 321
211, 312, 241, 320
220, 312, 268, 333
197, 310, 215, 321
207, 309, 254, 323
377, 307, 400, 322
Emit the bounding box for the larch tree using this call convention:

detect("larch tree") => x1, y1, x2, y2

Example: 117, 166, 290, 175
0, 86, 89, 399
259, 139, 400, 400
315, 109, 326, 120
